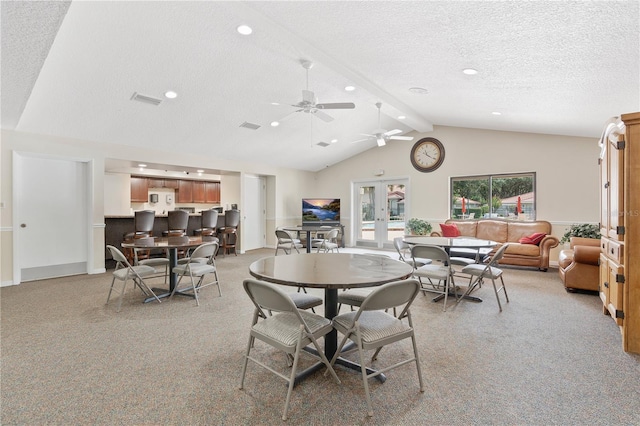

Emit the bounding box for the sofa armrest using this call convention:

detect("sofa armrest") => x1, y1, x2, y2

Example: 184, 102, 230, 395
573, 245, 600, 265
570, 237, 600, 248
430, 231, 442, 237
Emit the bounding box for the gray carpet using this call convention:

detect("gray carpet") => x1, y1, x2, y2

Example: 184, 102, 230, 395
2, 248, 639, 425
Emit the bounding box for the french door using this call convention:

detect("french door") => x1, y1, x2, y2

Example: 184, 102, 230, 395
353, 179, 409, 249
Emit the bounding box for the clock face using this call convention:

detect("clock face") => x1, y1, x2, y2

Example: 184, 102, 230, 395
410, 137, 445, 172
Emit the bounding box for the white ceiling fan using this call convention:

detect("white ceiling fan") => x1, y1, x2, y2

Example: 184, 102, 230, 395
352, 102, 414, 146
278, 59, 355, 123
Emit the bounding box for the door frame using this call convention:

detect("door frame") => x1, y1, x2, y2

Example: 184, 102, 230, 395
241, 174, 266, 252
12, 151, 94, 284
351, 177, 410, 249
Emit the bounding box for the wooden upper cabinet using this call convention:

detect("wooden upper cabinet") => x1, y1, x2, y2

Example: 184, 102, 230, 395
192, 181, 206, 203
205, 181, 221, 203
147, 178, 164, 188
130, 176, 149, 202
164, 179, 179, 189
177, 180, 193, 203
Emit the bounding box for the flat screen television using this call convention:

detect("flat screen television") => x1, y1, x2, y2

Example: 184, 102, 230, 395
302, 198, 340, 225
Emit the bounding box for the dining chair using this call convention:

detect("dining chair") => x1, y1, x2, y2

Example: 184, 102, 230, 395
411, 244, 456, 311
274, 229, 303, 255
336, 254, 390, 312
459, 243, 510, 311
239, 279, 341, 421
312, 228, 340, 253
132, 237, 169, 285
199, 209, 219, 236
106, 245, 162, 312
329, 278, 424, 417
393, 237, 431, 268
171, 241, 220, 306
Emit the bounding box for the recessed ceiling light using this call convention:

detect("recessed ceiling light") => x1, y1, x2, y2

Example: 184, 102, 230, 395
138, 164, 147, 168
398, 115, 406, 120
344, 86, 355, 92
492, 111, 502, 116
197, 169, 204, 173
408, 87, 429, 95
463, 68, 478, 75
237, 25, 252, 35
164, 91, 177, 99
270, 121, 280, 127
331, 139, 338, 144
271, 102, 280, 106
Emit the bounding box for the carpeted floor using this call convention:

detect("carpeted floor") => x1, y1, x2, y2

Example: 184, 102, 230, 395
2, 248, 639, 425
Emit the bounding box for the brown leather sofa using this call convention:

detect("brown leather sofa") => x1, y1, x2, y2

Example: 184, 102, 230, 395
558, 237, 600, 292
431, 219, 559, 271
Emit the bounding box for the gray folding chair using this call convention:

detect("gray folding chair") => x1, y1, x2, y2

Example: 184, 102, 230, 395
133, 237, 169, 285
275, 229, 303, 255
312, 228, 340, 253
411, 244, 456, 311
171, 241, 221, 306
106, 245, 161, 312
393, 237, 431, 268
460, 243, 510, 311
239, 279, 341, 421
329, 278, 424, 417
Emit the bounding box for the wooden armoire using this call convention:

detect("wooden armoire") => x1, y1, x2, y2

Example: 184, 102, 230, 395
598, 111, 640, 354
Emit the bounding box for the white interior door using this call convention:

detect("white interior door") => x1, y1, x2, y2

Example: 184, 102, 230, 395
353, 179, 408, 249
14, 153, 89, 283
242, 175, 266, 251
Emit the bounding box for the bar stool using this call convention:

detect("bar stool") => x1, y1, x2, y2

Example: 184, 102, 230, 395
162, 210, 189, 237
195, 209, 218, 237
122, 210, 155, 263
219, 209, 240, 256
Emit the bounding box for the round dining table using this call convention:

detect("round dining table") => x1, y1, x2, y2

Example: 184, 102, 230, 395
249, 252, 414, 383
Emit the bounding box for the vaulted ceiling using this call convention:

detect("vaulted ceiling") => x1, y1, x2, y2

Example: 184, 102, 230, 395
2, 1, 638, 172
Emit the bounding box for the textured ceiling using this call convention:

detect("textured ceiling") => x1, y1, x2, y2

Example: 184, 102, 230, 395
2, 1, 639, 172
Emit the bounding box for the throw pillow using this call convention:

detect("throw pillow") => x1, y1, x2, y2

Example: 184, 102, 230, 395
518, 232, 546, 245
440, 223, 461, 237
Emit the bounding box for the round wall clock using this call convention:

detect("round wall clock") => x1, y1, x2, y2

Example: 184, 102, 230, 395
410, 137, 445, 172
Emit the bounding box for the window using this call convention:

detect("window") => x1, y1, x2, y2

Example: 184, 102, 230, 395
450, 172, 536, 220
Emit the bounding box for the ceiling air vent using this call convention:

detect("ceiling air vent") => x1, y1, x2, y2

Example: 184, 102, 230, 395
316, 141, 330, 147
130, 92, 162, 106
239, 121, 261, 130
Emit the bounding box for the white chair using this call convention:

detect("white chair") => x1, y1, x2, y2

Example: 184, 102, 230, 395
393, 237, 431, 268
275, 229, 303, 255
459, 243, 510, 311
171, 241, 220, 306
329, 279, 424, 417
106, 245, 161, 312
411, 244, 456, 311
132, 237, 169, 285
312, 228, 340, 253
239, 279, 341, 421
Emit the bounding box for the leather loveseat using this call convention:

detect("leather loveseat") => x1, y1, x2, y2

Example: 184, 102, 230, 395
558, 237, 600, 292
431, 219, 559, 271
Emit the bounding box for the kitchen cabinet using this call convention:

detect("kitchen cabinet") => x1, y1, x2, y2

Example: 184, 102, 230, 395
130, 176, 149, 202
205, 181, 220, 203
193, 181, 206, 203
598, 111, 640, 354
177, 180, 193, 203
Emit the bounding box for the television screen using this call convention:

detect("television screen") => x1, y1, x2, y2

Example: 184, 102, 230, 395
302, 198, 340, 224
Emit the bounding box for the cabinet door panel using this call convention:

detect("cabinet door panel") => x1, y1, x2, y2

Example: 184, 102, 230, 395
193, 181, 206, 203
599, 253, 609, 307
607, 259, 624, 326
131, 176, 148, 202
177, 180, 193, 203
164, 179, 179, 189
608, 137, 624, 241
205, 181, 220, 203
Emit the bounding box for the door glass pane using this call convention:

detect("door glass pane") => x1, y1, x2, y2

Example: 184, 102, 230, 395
387, 183, 406, 240
359, 186, 375, 241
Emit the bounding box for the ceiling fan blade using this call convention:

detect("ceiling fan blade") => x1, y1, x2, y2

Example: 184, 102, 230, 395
350, 138, 372, 144
316, 102, 356, 110
302, 90, 315, 104
384, 129, 403, 136
389, 135, 414, 141
376, 136, 386, 147
312, 109, 334, 122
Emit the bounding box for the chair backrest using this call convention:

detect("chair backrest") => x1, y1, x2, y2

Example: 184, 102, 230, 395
489, 243, 509, 265
275, 229, 295, 242
106, 245, 133, 268
201, 209, 219, 228
411, 244, 449, 265
224, 209, 240, 227
168, 210, 189, 231
359, 279, 420, 314
243, 279, 299, 314
189, 241, 219, 263
394, 237, 410, 261
134, 210, 155, 233
325, 228, 339, 240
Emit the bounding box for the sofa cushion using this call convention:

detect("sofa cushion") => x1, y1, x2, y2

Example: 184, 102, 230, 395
518, 232, 546, 245
507, 221, 552, 243
505, 243, 541, 257
440, 223, 461, 237
476, 220, 508, 242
